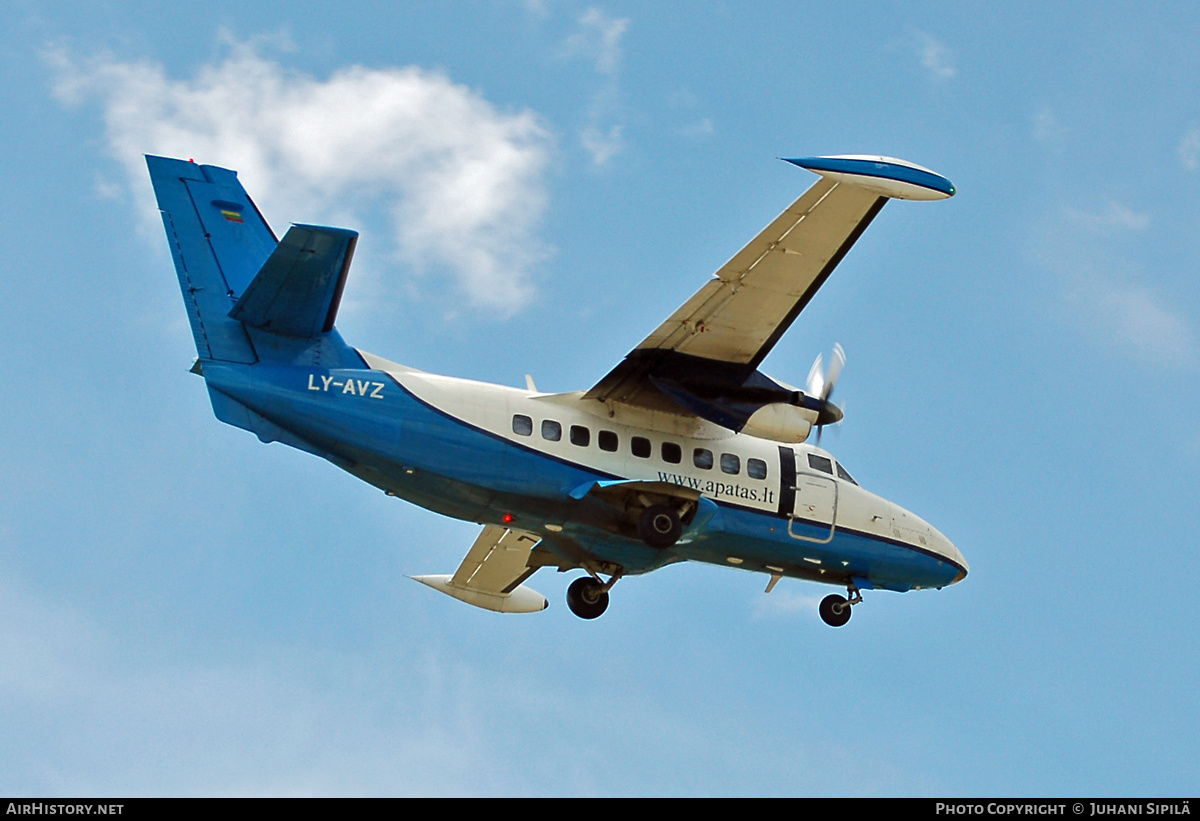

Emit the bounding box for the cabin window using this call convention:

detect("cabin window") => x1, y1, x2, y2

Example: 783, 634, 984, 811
541, 420, 561, 441
662, 442, 682, 464
720, 453, 740, 475
599, 430, 618, 452
512, 414, 533, 436
808, 454, 834, 475
693, 448, 713, 469
631, 436, 651, 458
836, 462, 858, 485
570, 425, 590, 446
747, 458, 768, 480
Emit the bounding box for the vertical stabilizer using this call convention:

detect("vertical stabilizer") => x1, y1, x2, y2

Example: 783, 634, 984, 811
147, 155, 278, 363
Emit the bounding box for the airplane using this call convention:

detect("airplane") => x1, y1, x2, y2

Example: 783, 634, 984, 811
147, 152, 967, 627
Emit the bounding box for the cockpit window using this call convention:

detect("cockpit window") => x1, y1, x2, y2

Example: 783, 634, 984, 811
835, 462, 858, 485
807, 453, 834, 475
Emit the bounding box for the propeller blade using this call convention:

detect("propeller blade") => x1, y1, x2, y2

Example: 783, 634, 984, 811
807, 344, 847, 443
824, 343, 846, 400
805, 352, 825, 399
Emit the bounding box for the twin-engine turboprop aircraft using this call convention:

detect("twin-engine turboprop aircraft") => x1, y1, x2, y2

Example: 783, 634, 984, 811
148, 153, 967, 627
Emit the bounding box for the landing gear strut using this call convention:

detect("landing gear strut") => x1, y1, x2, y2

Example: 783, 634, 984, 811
818, 582, 864, 628
567, 576, 611, 619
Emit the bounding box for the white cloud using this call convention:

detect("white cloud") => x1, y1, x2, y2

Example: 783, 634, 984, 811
1062, 201, 1151, 232
48, 41, 554, 316
581, 122, 623, 166
668, 89, 714, 140
522, 0, 551, 17
92, 174, 123, 201
911, 29, 956, 82
1068, 279, 1199, 368
678, 118, 714, 139
1032, 107, 1067, 145
1036, 201, 1198, 370
750, 587, 823, 619
562, 8, 629, 165
0, 572, 537, 794
565, 7, 629, 77
1179, 126, 1200, 171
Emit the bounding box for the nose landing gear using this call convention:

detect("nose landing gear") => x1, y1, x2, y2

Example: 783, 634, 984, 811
818, 582, 864, 627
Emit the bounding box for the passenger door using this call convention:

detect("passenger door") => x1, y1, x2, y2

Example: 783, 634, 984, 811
778, 447, 838, 543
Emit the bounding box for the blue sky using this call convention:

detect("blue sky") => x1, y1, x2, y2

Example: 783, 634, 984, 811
2, 0, 1198, 796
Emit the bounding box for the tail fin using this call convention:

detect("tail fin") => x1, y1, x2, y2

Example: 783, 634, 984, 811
148, 155, 278, 363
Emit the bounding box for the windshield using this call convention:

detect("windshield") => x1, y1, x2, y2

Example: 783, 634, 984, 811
835, 461, 858, 485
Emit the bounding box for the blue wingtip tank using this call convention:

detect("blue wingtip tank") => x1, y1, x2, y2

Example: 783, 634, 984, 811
784, 155, 955, 200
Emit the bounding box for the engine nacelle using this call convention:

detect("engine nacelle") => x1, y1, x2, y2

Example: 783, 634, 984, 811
740, 402, 819, 443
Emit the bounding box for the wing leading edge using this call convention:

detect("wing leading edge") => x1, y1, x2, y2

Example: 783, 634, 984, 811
585, 156, 954, 420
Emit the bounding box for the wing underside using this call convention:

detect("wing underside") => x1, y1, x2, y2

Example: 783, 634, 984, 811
584, 156, 954, 420
586, 178, 885, 411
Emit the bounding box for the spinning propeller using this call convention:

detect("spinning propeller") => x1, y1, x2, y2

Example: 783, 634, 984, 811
805, 343, 846, 442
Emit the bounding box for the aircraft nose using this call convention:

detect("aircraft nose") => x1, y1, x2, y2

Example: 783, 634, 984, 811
934, 529, 968, 583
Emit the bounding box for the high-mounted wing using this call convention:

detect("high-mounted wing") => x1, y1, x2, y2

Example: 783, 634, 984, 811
585, 156, 954, 420
410, 525, 549, 613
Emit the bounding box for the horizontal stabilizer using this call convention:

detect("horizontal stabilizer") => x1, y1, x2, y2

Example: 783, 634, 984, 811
410, 574, 548, 613
410, 525, 548, 614
230, 225, 358, 338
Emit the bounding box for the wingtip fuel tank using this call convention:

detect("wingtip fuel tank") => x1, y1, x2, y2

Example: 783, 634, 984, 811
785, 155, 955, 201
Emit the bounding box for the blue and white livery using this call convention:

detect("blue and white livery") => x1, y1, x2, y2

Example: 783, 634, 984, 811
148, 153, 966, 626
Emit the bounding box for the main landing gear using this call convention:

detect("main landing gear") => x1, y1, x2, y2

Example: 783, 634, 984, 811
566, 572, 622, 620
819, 582, 864, 628
637, 505, 682, 548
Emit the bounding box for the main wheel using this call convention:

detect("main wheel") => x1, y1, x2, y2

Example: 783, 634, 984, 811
638, 505, 682, 548
566, 577, 609, 619
819, 594, 852, 627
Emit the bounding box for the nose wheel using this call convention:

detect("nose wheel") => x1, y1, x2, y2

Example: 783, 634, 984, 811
818, 583, 863, 627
